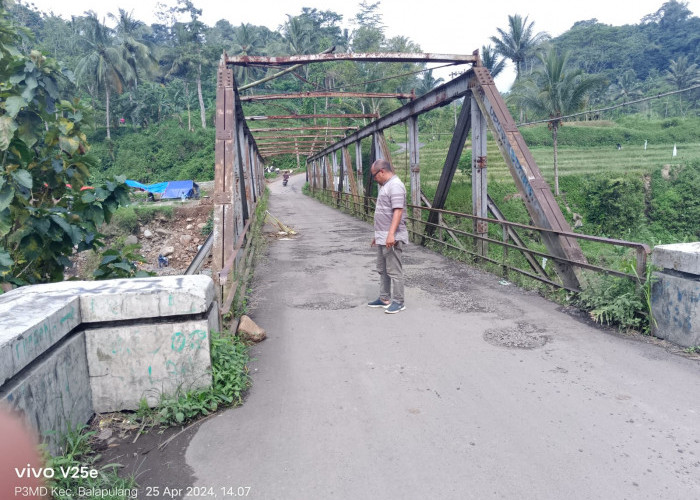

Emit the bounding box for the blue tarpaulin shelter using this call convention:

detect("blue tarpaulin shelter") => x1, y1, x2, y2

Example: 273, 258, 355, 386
162, 180, 199, 199
125, 180, 168, 194
125, 180, 199, 199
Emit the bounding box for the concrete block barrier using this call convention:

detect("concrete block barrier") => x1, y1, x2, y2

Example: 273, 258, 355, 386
652, 242, 700, 348
0, 276, 220, 453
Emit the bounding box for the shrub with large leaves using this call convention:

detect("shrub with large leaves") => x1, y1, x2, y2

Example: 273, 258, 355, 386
0, 4, 128, 286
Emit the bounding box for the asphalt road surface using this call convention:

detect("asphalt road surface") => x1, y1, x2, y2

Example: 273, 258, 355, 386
184, 173, 700, 500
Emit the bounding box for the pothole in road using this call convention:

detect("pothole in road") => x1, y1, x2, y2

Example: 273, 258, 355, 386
483, 322, 550, 349
294, 294, 359, 310
319, 247, 356, 255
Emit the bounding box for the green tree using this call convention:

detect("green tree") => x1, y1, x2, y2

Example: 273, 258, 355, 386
481, 45, 506, 79
109, 8, 157, 91
490, 14, 549, 80
166, 0, 209, 129
513, 49, 606, 195
665, 55, 699, 114
642, 0, 693, 26
416, 69, 444, 95
351, 1, 384, 52
74, 12, 135, 140
607, 69, 643, 116
0, 3, 128, 286
230, 23, 267, 86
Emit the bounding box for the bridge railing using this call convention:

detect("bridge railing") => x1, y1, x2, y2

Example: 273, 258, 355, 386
311, 187, 650, 293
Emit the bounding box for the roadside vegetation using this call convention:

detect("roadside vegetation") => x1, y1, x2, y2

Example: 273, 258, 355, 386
43, 425, 137, 500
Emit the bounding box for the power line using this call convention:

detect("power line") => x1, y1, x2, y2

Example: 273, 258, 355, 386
517, 83, 700, 127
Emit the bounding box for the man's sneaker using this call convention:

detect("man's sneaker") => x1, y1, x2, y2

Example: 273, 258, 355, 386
368, 298, 390, 308
384, 302, 406, 314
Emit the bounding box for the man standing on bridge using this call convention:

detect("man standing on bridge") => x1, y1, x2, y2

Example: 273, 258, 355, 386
367, 159, 408, 314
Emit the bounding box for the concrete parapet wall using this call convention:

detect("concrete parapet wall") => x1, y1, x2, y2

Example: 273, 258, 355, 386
0, 333, 93, 453
651, 242, 700, 348
0, 294, 81, 387
0, 276, 220, 452
86, 307, 217, 412
652, 242, 700, 275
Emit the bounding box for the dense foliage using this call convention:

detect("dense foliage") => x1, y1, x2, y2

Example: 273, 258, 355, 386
648, 160, 700, 238
0, 2, 128, 286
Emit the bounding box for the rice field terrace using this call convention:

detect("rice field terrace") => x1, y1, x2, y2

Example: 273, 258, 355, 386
388, 131, 700, 188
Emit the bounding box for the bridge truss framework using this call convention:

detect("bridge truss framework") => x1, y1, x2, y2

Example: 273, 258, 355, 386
212, 50, 642, 311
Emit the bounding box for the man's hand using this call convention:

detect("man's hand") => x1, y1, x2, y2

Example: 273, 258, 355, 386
370, 238, 376, 247
385, 233, 396, 248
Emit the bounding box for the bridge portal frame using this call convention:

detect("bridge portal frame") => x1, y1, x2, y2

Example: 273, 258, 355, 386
214, 49, 589, 314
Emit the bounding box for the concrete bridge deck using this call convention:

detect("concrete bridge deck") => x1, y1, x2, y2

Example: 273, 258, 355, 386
184, 173, 699, 500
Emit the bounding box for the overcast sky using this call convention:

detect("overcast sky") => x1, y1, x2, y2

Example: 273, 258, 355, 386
17, 0, 700, 89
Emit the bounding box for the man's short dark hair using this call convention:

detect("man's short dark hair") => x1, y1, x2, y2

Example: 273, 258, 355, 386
372, 159, 394, 173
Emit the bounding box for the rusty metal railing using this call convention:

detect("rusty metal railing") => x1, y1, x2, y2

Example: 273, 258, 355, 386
218, 215, 256, 313
311, 186, 651, 293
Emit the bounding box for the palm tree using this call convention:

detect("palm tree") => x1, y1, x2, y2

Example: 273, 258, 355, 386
481, 45, 506, 79
74, 12, 135, 140
164, 1, 209, 130
109, 9, 157, 90
514, 49, 606, 195
416, 69, 444, 95
608, 69, 643, 116
665, 55, 700, 114
490, 14, 548, 81
231, 23, 266, 86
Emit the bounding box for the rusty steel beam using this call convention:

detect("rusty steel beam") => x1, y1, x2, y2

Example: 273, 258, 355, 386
227, 52, 478, 66
240, 91, 415, 101
250, 126, 359, 132
256, 138, 335, 144
257, 142, 334, 147
253, 134, 345, 140
308, 70, 473, 161
257, 146, 318, 151
255, 136, 336, 141
246, 113, 378, 120
260, 151, 313, 156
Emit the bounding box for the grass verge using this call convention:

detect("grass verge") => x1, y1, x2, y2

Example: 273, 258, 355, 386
44, 425, 137, 500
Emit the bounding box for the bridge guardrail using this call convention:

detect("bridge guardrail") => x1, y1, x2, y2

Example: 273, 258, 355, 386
311, 187, 650, 293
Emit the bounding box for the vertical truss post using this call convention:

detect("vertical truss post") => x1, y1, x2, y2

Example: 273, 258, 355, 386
258, 154, 264, 197
471, 94, 488, 258
375, 131, 392, 164
248, 143, 257, 203
314, 160, 319, 191
237, 122, 251, 222
424, 97, 472, 241
343, 146, 360, 213
367, 135, 377, 201
231, 120, 244, 239
407, 116, 421, 241
355, 141, 364, 197
213, 60, 235, 302
335, 150, 344, 207
325, 154, 334, 200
